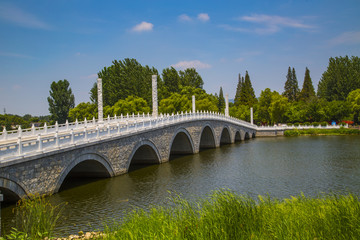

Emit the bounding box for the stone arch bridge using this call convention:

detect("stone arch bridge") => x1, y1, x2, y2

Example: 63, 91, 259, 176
0, 112, 257, 203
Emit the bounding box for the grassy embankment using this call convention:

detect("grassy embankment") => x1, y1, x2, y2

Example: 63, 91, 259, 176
3, 190, 360, 239
284, 127, 360, 136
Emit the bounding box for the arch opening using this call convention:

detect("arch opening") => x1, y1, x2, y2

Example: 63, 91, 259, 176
200, 126, 216, 150
245, 132, 250, 140
220, 128, 231, 146
129, 145, 160, 172
169, 132, 194, 160
0, 178, 27, 205
0, 187, 21, 205
235, 131, 241, 142
59, 160, 111, 191
252, 132, 256, 138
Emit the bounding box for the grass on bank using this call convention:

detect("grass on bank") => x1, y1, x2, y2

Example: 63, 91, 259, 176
2, 190, 360, 239
284, 127, 360, 136
101, 190, 360, 240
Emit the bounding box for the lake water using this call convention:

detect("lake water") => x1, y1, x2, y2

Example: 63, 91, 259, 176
2, 135, 360, 236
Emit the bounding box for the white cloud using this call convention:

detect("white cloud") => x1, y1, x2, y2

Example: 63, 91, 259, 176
328, 31, 360, 45
222, 14, 315, 35
178, 14, 192, 22
197, 13, 210, 22
0, 3, 51, 30
132, 21, 153, 32
172, 60, 211, 70
80, 73, 98, 79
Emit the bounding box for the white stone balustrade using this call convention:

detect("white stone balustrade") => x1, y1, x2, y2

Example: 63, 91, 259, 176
0, 111, 256, 162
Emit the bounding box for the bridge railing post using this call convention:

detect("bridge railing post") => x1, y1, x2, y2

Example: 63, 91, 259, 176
38, 134, 42, 151
17, 137, 22, 156
84, 126, 88, 141
55, 132, 59, 148
71, 130, 74, 144
2, 127, 7, 141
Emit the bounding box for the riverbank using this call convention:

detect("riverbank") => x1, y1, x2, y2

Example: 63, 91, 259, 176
3, 190, 360, 239
284, 127, 360, 136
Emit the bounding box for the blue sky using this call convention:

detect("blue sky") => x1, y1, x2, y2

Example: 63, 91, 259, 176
0, 0, 359, 116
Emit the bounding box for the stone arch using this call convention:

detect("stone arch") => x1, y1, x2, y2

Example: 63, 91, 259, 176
55, 153, 115, 193
252, 132, 256, 138
245, 132, 250, 140
0, 177, 28, 203
199, 124, 216, 150
234, 131, 242, 142
169, 128, 195, 159
220, 126, 232, 145
127, 140, 161, 172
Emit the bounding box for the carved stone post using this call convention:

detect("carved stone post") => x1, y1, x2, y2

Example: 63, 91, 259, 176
250, 107, 253, 125
97, 78, 103, 123
152, 75, 158, 118
192, 95, 195, 113
225, 94, 229, 117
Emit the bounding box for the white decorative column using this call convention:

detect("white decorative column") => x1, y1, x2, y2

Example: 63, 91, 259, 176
250, 107, 253, 125
97, 78, 103, 123
192, 95, 195, 113
152, 75, 158, 118
225, 94, 229, 117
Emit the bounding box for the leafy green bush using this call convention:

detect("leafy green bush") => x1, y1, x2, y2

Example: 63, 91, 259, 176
304, 122, 310, 126
312, 122, 319, 127
321, 121, 328, 127
294, 122, 300, 127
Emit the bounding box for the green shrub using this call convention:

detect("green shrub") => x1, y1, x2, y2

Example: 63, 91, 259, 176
321, 121, 328, 127
312, 122, 319, 127
294, 122, 300, 127
304, 122, 310, 126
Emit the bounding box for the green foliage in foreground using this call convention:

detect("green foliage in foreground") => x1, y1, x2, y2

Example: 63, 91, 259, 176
100, 190, 360, 240
1, 195, 65, 240
284, 128, 360, 136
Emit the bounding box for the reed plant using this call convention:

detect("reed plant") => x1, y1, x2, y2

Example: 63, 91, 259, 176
2, 194, 65, 240
100, 190, 360, 240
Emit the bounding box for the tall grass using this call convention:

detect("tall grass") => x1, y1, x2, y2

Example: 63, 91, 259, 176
2, 194, 65, 240
284, 127, 360, 136
101, 190, 360, 240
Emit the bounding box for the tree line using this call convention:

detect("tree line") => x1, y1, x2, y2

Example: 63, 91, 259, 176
1, 55, 359, 130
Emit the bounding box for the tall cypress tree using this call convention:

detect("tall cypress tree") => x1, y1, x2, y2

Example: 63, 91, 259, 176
299, 67, 316, 101
239, 71, 256, 107
283, 67, 300, 102
234, 74, 243, 106
218, 87, 225, 113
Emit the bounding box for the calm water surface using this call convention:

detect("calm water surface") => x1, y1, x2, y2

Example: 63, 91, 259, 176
2, 135, 360, 236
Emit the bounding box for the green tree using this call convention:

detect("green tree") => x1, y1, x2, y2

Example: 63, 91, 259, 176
48, 79, 75, 124
159, 93, 191, 114
234, 74, 243, 106
68, 102, 97, 121
162, 67, 180, 95
318, 56, 360, 101
299, 67, 315, 101
258, 88, 273, 124
239, 71, 257, 107
104, 96, 150, 116
179, 68, 204, 89
90, 58, 160, 108
347, 89, 360, 124
283, 67, 299, 102
218, 87, 225, 113
324, 100, 351, 122
230, 104, 250, 122
269, 92, 289, 124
